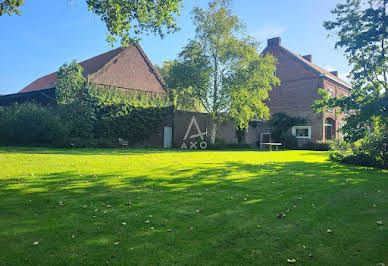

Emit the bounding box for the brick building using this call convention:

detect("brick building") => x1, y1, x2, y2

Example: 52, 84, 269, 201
0, 44, 167, 105
263, 37, 351, 144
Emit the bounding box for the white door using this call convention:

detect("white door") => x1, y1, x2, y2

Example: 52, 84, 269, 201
163, 126, 173, 148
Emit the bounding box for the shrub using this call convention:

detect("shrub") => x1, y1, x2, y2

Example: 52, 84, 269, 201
0, 103, 65, 145
54, 137, 118, 148
266, 112, 307, 149
235, 127, 246, 144
208, 143, 251, 150
0, 105, 14, 143
279, 132, 298, 149
268, 113, 307, 141
329, 131, 387, 169
302, 141, 331, 151
332, 152, 379, 168
359, 130, 387, 168
58, 102, 96, 139
1, 79, 174, 147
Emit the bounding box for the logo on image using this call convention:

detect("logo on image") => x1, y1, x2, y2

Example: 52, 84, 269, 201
181, 116, 207, 149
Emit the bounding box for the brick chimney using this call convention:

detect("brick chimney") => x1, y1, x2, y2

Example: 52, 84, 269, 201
267, 37, 281, 48
302, 55, 312, 62
330, 71, 338, 77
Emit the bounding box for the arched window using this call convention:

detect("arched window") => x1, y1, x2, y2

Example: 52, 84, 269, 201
325, 118, 336, 140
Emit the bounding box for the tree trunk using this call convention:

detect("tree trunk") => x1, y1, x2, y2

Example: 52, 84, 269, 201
210, 53, 218, 145
210, 122, 217, 144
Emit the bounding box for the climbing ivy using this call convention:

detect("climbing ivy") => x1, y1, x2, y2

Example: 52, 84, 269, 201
83, 85, 173, 145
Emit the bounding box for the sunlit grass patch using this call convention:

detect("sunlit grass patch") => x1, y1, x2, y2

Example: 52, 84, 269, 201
0, 147, 387, 265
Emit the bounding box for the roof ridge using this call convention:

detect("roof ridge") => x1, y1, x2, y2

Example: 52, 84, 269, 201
18, 45, 167, 95
87, 46, 127, 81
279, 46, 351, 89
19, 47, 124, 93
134, 43, 167, 89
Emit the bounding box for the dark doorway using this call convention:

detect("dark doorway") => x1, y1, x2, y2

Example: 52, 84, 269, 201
325, 118, 335, 140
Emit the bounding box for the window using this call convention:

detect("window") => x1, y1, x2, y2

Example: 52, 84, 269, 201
328, 88, 333, 112
292, 126, 311, 139
328, 88, 333, 97
325, 118, 335, 140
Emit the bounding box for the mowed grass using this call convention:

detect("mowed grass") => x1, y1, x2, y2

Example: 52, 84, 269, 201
0, 147, 387, 265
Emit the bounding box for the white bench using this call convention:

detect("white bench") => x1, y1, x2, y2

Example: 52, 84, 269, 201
118, 138, 128, 147
260, 142, 282, 151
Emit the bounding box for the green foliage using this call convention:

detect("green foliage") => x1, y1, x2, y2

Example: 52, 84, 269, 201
267, 113, 307, 149
58, 102, 96, 139
0, 103, 65, 145
0, 0, 23, 16
156, 61, 205, 112
0, 83, 172, 147
226, 48, 279, 130
56, 60, 86, 104
235, 127, 246, 144
2, 0, 183, 46
329, 128, 388, 169
209, 138, 251, 149
314, 0, 387, 141
208, 143, 251, 150
278, 132, 298, 149
171, 0, 279, 143
302, 141, 331, 151
84, 85, 173, 145
323, 0, 387, 89
86, 0, 183, 46
268, 113, 307, 140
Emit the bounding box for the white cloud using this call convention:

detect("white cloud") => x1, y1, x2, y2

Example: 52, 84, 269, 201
324, 65, 350, 83
252, 25, 286, 41
324, 65, 335, 72
338, 72, 350, 83
325, 65, 350, 83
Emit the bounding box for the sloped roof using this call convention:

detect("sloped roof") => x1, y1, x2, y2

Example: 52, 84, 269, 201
280, 47, 351, 89
19, 44, 166, 94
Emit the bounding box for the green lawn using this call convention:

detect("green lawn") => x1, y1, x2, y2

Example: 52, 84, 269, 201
0, 147, 387, 265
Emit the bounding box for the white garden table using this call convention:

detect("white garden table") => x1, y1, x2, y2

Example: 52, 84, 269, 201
260, 143, 282, 151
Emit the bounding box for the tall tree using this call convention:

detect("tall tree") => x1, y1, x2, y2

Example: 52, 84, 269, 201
86, 0, 183, 45
156, 61, 205, 112
313, 0, 387, 141
0, 0, 183, 46
56, 60, 86, 104
0, 0, 23, 15
169, 0, 279, 144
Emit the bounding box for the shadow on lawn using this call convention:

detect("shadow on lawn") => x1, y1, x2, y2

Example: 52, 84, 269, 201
0, 146, 295, 156
0, 160, 386, 264
0, 146, 169, 155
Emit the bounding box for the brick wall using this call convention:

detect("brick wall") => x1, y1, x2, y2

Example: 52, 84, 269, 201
173, 111, 267, 148
263, 38, 350, 143
265, 44, 323, 143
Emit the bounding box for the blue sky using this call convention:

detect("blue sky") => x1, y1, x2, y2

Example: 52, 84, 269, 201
0, 0, 351, 95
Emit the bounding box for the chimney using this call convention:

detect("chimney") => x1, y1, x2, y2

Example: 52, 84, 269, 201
302, 55, 312, 62
330, 71, 338, 77
267, 37, 281, 48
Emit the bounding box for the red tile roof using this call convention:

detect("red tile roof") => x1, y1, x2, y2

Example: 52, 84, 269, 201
19, 44, 166, 94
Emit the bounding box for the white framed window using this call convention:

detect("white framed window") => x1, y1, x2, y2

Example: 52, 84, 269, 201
292, 126, 311, 139
328, 88, 333, 112
328, 88, 333, 97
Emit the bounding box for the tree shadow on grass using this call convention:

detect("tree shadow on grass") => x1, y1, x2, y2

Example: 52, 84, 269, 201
0, 146, 170, 155
0, 160, 387, 265
0, 146, 305, 156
